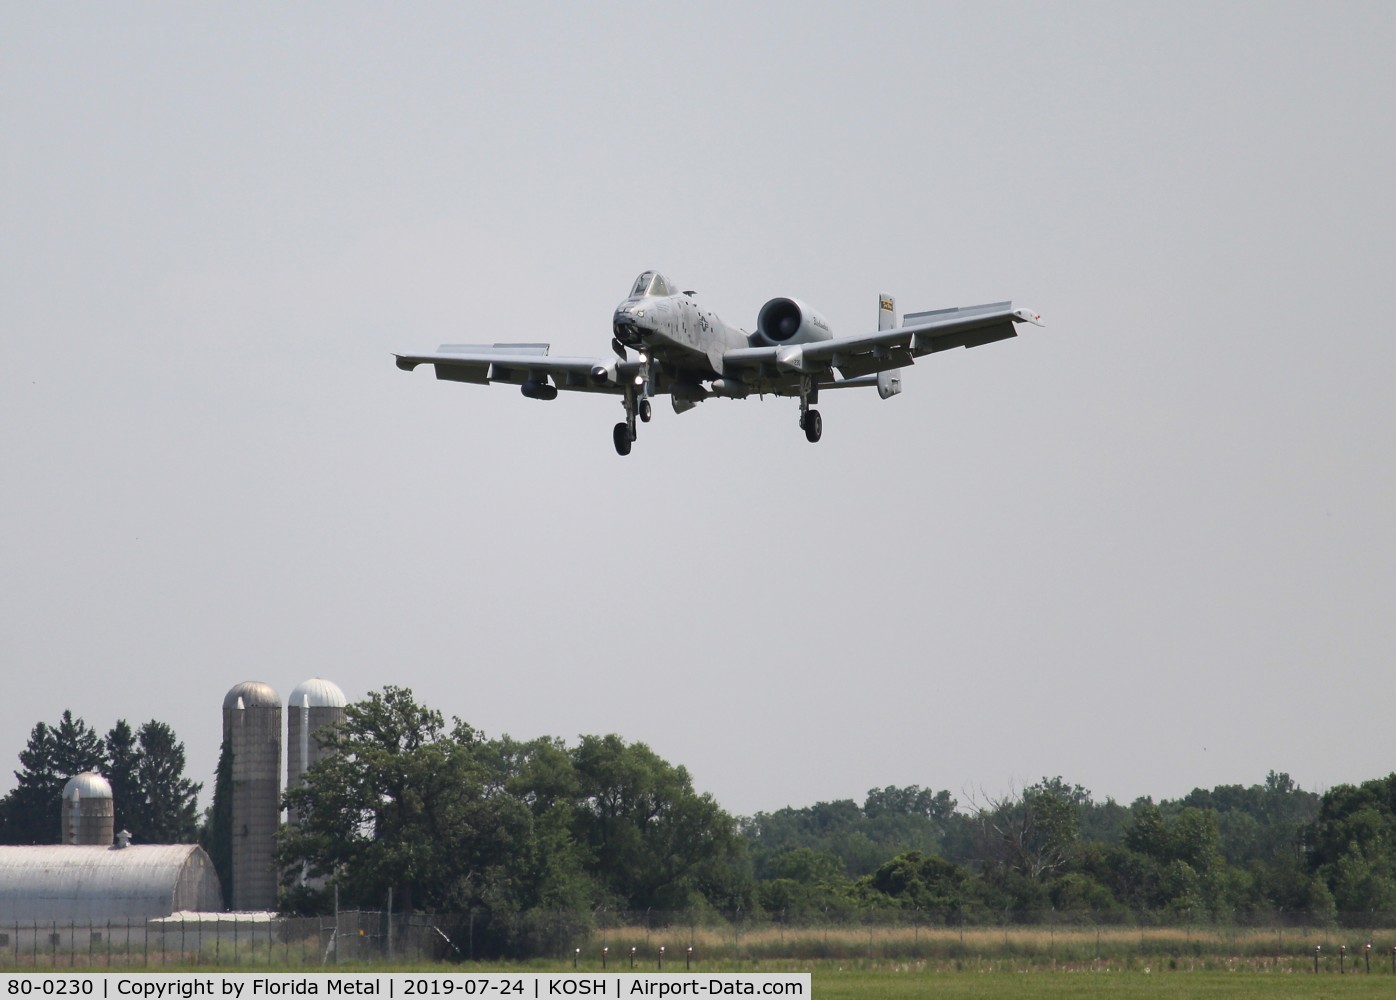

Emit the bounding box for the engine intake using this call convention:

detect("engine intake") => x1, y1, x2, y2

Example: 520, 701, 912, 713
754, 297, 834, 346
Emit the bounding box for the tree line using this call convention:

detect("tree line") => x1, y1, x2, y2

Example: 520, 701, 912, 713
7, 690, 1396, 941
0, 710, 200, 845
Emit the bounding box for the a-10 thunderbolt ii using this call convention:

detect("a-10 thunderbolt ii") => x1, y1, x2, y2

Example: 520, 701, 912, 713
394, 270, 1044, 456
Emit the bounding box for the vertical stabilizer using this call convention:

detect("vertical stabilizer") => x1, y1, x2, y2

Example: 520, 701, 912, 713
878, 294, 899, 331
877, 294, 903, 399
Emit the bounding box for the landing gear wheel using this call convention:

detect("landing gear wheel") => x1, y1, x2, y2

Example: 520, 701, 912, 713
639, 398, 652, 423
803, 408, 822, 443
613, 422, 633, 456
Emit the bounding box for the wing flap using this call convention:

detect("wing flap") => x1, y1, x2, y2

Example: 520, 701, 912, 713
433, 363, 491, 384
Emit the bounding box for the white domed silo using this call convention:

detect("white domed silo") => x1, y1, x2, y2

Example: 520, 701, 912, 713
286, 678, 348, 826
222, 681, 281, 910
61, 772, 114, 846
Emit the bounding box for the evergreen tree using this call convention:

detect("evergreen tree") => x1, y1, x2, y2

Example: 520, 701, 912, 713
0, 711, 107, 844
200, 736, 234, 904
131, 721, 201, 843
104, 720, 139, 836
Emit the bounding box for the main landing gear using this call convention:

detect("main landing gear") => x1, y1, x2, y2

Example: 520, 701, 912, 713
798, 378, 822, 443
612, 421, 633, 456
614, 388, 651, 457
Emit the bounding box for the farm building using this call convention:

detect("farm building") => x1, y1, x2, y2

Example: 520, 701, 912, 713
0, 844, 223, 924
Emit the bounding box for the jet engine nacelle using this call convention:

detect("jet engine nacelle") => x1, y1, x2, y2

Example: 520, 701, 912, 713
753, 297, 835, 347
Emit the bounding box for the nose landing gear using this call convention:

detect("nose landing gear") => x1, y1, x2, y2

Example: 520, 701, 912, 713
614, 386, 651, 457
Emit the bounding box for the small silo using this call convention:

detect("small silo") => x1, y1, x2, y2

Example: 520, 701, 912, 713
286, 678, 348, 825
221, 681, 281, 910
61, 772, 114, 846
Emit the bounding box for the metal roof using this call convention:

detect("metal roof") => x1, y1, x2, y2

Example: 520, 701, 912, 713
289, 677, 347, 709
62, 772, 112, 800
222, 681, 280, 710
0, 845, 224, 922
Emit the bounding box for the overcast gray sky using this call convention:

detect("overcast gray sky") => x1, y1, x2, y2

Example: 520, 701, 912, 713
3, 2, 1394, 819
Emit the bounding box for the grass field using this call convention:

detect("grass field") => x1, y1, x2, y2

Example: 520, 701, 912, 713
6, 956, 1395, 999
810, 969, 1396, 999
590, 920, 1394, 970
9, 920, 1396, 999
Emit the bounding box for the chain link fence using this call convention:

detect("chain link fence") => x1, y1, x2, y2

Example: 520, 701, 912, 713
4, 910, 1396, 968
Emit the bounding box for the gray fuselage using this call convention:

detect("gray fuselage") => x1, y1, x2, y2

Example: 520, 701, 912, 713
612, 271, 748, 379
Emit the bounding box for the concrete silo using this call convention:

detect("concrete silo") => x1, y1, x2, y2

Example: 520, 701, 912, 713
286, 678, 348, 825
61, 772, 114, 846
221, 681, 281, 911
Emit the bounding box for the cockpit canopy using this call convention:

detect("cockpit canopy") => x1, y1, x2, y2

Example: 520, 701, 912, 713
629, 271, 675, 299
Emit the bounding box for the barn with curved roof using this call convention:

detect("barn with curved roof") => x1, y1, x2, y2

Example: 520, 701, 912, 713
0, 844, 223, 923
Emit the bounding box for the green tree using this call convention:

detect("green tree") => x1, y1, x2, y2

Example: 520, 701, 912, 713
200, 736, 234, 904
0, 711, 107, 844
865, 851, 971, 914
1304, 773, 1396, 918
570, 733, 739, 910
973, 778, 1082, 882
277, 687, 531, 914
130, 721, 201, 843
743, 787, 963, 879
104, 720, 140, 836
495, 735, 595, 912
1123, 804, 1230, 914
756, 847, 857, 920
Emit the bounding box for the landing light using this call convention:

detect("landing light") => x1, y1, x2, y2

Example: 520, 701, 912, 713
634, 375, 644, 385
639, 352, 649, 363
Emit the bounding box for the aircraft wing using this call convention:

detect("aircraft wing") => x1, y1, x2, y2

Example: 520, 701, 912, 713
721, 302, 1043, 381
395, 343, 643, 394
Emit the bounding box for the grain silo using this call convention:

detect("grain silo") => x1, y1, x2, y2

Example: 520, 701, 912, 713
286, 678, 348, 825
221, 681, 281, 910
60, 772, 114, 846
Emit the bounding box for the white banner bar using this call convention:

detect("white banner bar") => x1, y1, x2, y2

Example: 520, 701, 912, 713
1, 974, 811, 1000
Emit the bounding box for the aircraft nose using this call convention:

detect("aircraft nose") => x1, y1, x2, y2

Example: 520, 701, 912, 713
613, 305, 643, 343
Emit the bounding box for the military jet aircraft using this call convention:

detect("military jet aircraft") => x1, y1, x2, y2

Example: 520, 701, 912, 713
395, 271, 1043, 456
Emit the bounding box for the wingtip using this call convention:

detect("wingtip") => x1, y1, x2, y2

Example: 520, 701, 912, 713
1013, 308, 1045, 328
